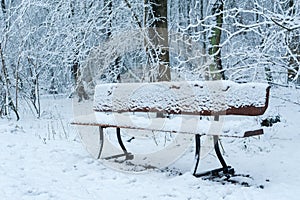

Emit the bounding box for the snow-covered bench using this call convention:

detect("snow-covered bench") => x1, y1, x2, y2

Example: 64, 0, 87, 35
72, 80, 270, 177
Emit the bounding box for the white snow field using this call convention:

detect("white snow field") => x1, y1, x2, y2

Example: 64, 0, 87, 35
1, 86, 300, 200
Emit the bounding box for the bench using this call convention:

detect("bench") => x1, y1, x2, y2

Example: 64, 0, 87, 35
72, 80, 270, 177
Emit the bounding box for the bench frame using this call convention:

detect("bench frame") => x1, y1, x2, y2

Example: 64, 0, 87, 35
73, 82, 270, 177
83, 117, 264, 177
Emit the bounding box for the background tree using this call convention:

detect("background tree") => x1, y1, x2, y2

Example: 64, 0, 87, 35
144, 0, 171, 82
208, 0, 225, 80
1, 0, 300, 119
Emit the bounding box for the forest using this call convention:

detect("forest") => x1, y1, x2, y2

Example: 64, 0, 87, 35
0, 0, 299, 119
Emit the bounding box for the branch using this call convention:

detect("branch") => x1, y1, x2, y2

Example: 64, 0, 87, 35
123, 0, 142, 28
271, 18, 300, 31
1, 0, 6, 14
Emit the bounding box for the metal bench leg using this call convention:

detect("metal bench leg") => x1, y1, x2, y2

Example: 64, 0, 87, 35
104, 128, 133, 160
116, 128, 134, 160
193, 116, 234, 177
213, 135, 234, 175
193, 134, 201, 176
96, 126, 104, 159
193, 135, 234, 177
100, 128, 134, 161
213, 135, 227, 168
116, 128, 128, 153
211, 115, 234, 175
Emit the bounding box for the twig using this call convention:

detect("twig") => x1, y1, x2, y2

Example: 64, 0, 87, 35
271, 18, 300, 31
123, 0, 142, 28
54, 105, 68, 139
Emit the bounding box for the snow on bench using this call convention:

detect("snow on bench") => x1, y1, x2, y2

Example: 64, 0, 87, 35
93, 80, 269, 116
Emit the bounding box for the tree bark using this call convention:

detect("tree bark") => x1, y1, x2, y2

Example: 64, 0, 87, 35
70, 2, 89, 101
0, 43, 19, 120
287, 0, 299, 82
145, 0, 171, 82
208, 0, 225, 80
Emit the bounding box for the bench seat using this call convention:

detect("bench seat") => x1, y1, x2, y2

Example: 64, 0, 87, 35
72, 113, 263, 138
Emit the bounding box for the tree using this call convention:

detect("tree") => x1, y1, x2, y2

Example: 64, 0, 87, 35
1, 0, 300, 119
208, 0, 225, 80
145, 0, 171, 82
0, 0, 22, 120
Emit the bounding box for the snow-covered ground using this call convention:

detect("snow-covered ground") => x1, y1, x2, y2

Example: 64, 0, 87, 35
1, 87, 300, 200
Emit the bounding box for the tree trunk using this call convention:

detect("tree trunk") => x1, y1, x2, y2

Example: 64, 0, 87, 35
208, 0, 225, 80
287, 0, 299, 83
145, 0, 171, 82
70, 2, 89, 101
0, 43, 19, 120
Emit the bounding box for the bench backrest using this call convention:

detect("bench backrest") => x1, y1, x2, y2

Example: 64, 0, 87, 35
93, 80, 270, 116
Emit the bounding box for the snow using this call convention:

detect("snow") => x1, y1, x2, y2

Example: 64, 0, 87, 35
1, 87, 300, 200
93, 81, 269, 114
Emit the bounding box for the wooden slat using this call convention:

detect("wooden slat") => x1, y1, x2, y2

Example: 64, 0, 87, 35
243, 129, 264, 137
